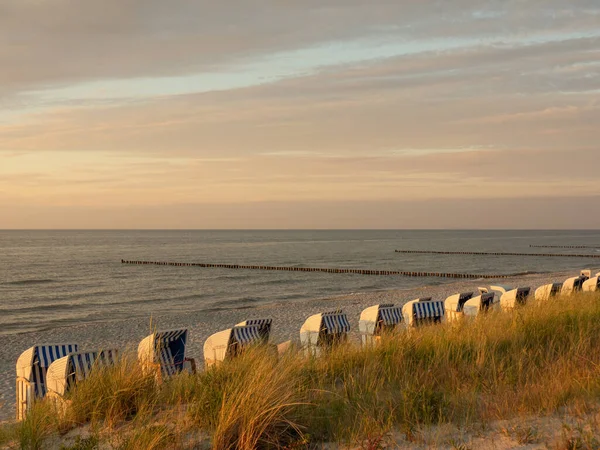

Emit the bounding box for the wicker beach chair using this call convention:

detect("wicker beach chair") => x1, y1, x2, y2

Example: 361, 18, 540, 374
534, 283, 563, 301
444, 292, 475, 323
358, 304, 403, 345
582, 276, 600, 292
16, 343, 78, 420
203, 324, 266, 367
45, 349, 118, 399
300, 309, 350, 355
138, 329, 196, 378
402, 298, 445, 328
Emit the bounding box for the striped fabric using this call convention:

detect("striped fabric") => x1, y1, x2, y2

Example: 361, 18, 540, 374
32, 344, 77, 397
243, 318, 272, 340
65, 350, 118, 393
232, 325, 263, 345
413, 301, 445, 319
153, 329, 188, 377
378, 306, 403, 326
480, 293, 495, 311
322, 313, 351, 334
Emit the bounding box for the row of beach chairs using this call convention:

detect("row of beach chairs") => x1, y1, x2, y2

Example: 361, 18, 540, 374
15, 269, 600, 420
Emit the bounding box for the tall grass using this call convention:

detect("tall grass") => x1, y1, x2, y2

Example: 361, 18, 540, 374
7, 291, 600, 449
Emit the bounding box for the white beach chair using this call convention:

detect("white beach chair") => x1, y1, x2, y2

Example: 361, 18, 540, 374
15, 343, 78, 420
499, 287, 531, 310
45, 349, 118, 399
534, 283, 563, 302
401, 298, 445, 328
204, 324, 266, 367
562, 275, 588, 295
138, 328, 195, 378
446, 292, 496, 322
444, 292, 474, 323
300, 309, 350, 356
358, 304, 403, 345
582, 276, 600, 292
462, 292, 496, 317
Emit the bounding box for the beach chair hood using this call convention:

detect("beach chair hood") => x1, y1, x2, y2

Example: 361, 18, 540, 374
235, 318, 272, 341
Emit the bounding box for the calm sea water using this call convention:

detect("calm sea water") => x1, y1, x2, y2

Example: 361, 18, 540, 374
1, 230, 599, 335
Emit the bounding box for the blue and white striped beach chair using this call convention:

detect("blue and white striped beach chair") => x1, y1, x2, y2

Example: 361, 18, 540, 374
300, 309, 351, 355
45, 349, 119, 398
359, 304, 403, 345
138, 329, 195, 378
402, 298, 445, 328
16, 343, 78, 420
203, 324, 265, 367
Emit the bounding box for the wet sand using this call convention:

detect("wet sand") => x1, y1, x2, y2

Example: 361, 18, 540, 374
0, 270, 574, 421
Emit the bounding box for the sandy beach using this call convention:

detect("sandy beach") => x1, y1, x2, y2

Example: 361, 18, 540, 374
0, 270, 575, 421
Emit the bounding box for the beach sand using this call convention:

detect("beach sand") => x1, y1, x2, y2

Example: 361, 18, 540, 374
0, 270, 574, 421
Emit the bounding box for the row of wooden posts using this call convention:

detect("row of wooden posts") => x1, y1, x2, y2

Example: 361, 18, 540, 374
120, 259, 513, 279
529, 245, 600, 250
394, 249, 600, 259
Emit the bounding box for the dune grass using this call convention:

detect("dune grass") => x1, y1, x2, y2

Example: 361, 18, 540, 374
5, 291, 600, 449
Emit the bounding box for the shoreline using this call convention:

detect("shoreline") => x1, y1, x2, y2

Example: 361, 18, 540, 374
0, 269, 575, 420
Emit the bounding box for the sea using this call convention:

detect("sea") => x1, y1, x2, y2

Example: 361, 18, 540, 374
1, 230, 599, 336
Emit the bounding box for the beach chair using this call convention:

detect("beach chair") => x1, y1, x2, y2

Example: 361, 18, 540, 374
235, 318, 272, 342
45, 349, 118, 399
402, 298, 445, 328
534, 283, 563, 302
204, 324, 266, 367
582, 276, 600, 292
462, 292, 496, 317
16, 343, 78, 420
138, 329, 196, 378
444, 292, 474, 322
300, 309, 350, 356
446, 292, 495, 322
499, 287, 531, 310
562, 275, 588, 295
358, 304, 403, 345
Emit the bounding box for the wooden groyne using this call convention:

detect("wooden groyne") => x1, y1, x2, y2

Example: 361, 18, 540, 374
395, 250, 600, 258
120, 259, 514, 279
529, 245, 599, 249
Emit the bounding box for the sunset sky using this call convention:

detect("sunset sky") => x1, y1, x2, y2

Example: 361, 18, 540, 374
1, 1, 599, 229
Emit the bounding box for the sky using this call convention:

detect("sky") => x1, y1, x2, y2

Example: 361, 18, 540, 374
1, 0, 599, 229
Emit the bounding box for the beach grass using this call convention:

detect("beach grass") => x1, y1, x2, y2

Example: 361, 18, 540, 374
4, 291, 600, 449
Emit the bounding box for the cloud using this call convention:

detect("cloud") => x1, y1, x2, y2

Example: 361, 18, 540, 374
1, 1, 599, 228
1, 0, 599, 96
